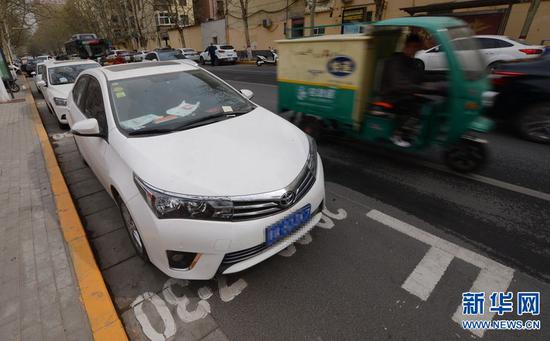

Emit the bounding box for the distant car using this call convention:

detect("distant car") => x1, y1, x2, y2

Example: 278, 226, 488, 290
177, 48, 200, 61
105, 50, 133, 64
133, 50, 149, 62
26, 55, 53, 76
199, 45, 238, 65
416, 35, 545, 71
36, 60, 100, 127
143, 49, 186, 62
489, 55, 550, 143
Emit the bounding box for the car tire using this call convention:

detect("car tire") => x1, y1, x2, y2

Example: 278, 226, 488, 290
443, 138, 488, 173
200, 57, 205, 65
214, 58, 221, 66
117, 197, 150, 262
517, 103, 550, 144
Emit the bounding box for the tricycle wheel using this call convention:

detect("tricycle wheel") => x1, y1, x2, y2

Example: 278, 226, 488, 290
443, 138, 487, 173
299, 116, 322, 141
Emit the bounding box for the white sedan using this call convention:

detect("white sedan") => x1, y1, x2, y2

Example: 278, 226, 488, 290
416, 35, 545, 71
36, 59, 100, 126
67, 61, 325, 280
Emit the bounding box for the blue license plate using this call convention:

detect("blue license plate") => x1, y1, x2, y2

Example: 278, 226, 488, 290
265, 204, 311, 246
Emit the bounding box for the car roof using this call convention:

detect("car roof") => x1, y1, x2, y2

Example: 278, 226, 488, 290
475, 35, 510, 39
46, 60, 99, 68
96, 61, 199, 81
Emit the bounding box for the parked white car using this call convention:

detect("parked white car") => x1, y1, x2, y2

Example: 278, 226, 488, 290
199, 45, 238, 65
177, 48, 201, 61
67, 61, 325, 280
36, 60, 100, 126
143, 49, 186, 62
416, 35, 545, 70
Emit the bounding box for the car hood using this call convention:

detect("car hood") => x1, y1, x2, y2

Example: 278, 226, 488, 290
121, 107, 310, 196
49, 84, 74, 98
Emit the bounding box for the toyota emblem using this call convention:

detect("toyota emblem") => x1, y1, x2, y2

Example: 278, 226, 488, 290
279, 191, 296, 208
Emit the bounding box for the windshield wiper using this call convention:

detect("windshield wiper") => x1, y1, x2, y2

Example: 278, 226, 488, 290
173, 109, 253, 131
128, 127, 174, 136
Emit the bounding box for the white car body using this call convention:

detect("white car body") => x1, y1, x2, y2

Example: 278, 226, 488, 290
416, 35, 545, 70
40, 60, 100, 125
199, 45, 238, 65
66, 61, 325, 279
177, 48, 200, 61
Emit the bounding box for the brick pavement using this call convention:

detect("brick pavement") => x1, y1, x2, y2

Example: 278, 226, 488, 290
0, 90, 93, 341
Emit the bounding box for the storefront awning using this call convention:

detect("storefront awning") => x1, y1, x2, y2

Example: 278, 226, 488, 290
401, 0, 524, 16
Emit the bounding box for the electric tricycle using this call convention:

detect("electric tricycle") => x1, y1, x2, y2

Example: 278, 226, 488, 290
277, 17, 493, 173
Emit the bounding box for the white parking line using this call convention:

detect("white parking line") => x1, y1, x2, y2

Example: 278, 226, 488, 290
366, 209, 515, 337
402, 246, 454, 301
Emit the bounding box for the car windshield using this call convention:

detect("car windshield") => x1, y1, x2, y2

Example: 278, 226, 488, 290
49, 64, 98, 85
157, 51, 185, 60
109, 70, 255, 134
447, 26, 486, 81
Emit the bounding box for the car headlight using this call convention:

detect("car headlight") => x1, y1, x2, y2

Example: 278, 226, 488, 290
134, 174, 233, 220
54, 97, 67, 106
306, 135, 318, 176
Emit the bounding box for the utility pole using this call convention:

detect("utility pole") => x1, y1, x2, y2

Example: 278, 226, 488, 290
519, 0, 540, 40
309, 0, 316, 36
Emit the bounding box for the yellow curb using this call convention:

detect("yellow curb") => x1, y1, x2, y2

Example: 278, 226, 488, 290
24, 79, 129, 341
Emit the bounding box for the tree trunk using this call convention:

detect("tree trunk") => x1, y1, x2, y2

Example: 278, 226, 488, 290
239, 0, 251, 50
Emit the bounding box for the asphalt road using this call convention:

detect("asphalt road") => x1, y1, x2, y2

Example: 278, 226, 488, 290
30, 64, 550, 340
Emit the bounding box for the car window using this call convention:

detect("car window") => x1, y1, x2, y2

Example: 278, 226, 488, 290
496, 39, 513, 48
108, 70, 255, 134
476, 38, 500, 49
220, 45, 234, 50
49, 64, 99, 85
73, 76, 90, 111
157, 51, 185, 60
145, 53, 157, 60
83, 78, 108, 135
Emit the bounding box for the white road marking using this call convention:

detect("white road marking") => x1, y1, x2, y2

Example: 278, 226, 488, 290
296, 232, 312, 245
452, 268, 514, 337
132, 292, 176, 341
417, 160, 550, 203
198, 286, 213, 300
176, 298, 211, 323
401, 246, 454, 301
366, 209, 515, 337
316, 214, 335, 229
322, 207, 348, 220
218, 277, 248, 302
278, 244, 297, 257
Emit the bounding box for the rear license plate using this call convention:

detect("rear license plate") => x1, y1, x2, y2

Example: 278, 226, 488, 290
265, 204, 311, 246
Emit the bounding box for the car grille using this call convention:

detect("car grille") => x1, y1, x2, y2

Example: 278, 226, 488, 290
232, 167, 316, 221
220, 203, 322, 269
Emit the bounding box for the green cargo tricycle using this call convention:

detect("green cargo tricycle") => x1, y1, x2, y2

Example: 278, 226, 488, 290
277, 17, 493, 173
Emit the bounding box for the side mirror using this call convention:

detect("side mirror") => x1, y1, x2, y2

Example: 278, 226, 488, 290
71, 118, 100, 137
240, 89, 254, 99
36, 80, 46, 87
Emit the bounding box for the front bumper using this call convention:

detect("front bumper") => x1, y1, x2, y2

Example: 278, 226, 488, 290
50, 103, 69, 124
126, 158, 325, 280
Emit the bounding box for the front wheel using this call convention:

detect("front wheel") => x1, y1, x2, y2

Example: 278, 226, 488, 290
299, 115, 322, 141
118, 198, 149, 262
443, 138, 487, 173
200, 57, 205, 65
9, 82, 20, 92
517, 103, 550, 144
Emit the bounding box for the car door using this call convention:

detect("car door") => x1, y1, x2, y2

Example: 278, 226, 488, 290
422, 45, 447, 70
76, 76, 111, 188
476, 38, 500, 65
203, 48, 211, 61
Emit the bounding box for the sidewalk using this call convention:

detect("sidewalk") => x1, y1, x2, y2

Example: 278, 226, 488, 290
0, 88, 92, 340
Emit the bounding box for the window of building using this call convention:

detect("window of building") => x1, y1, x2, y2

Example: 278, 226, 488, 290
292, 18, 304, 38
313, 27, 325, 36
157, 11, 172, 26
216, 0, 225, 18
179, 14, 189, 26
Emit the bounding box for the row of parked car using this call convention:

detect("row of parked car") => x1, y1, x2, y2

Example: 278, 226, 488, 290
103, 45, 238, 66
34, 56, 324, 280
